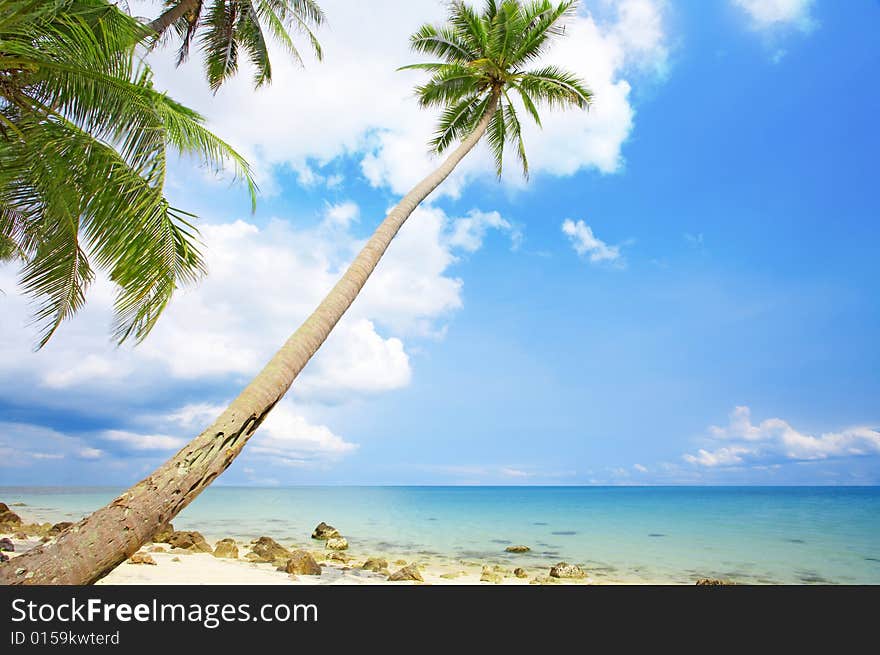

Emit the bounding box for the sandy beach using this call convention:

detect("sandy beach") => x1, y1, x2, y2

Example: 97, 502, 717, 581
1, 510, 609, 585
1, 532, 599, 586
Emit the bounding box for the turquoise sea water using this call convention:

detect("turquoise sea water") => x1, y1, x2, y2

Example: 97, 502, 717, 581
2, 486, 879, 584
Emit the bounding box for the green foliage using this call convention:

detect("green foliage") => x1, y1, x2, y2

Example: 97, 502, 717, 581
0, 0, 256, 347
401, 0, 592, 177
152, 0, 325, 92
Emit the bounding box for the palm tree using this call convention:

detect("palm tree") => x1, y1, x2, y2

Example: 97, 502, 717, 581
0, 0, 255, 347
144, 0, 325, 91
0, 0, 590, 584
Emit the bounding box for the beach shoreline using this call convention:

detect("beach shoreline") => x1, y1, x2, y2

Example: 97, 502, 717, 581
1, 526, 655, 586
4, 486, 878, 585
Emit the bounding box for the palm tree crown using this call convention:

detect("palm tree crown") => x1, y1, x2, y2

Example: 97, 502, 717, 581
0, 0, 255, 347
403, 0, 592, 178
148, 0, 325, 91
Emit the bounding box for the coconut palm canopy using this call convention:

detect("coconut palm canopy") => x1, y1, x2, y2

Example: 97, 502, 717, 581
0, 0, 255, 347
403, 0, 592, 177
148, 0, 325, 91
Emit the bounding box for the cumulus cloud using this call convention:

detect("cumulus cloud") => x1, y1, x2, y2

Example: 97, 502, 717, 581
295, 319, 410, 400
128, 0, 668, 197
0, 200, 512, 406
99, 397, 355, 467
561, 218, 623, 263
732, 0, 817, 33
366, 0, 670, 195
165, 403, 227, 430
100, 430, 185, 452
323, 201, 360, 228
134, 399, 357, 467
248, 401, 358, 466
684, 406, 880, 467
0, 423, 106, 466
447, 210, 521, 253
0, 197, 516, 476
683, 446, 752, 467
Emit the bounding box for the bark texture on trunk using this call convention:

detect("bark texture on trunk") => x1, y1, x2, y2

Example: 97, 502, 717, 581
0, 94, 500, 585
148, 0, 200, 35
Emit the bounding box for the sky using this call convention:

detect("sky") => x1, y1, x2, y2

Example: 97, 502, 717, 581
1, 0, 878, 486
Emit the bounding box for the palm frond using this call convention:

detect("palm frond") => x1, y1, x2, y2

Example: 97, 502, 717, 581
513, 82, 542, 126
238, 2, 273, 88
168, 1, 204, 65
414, 64, 484, 108
503, 92, 528, 177
515, 65, 592, 109
450, 1, 488, 55
145, 0, 324, 89
410, 23, 477, 63
200, 0, 240, 92
510, 0, 575, 66
486, 100, 507, 177
429, 94, 487, 153
0, 0, 255, 347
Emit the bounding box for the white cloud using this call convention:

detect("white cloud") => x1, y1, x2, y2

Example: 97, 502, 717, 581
562, 218, 622, 263
42, 354, 128, 389
295, 319, 411, 400
684, 406, 880, 467
103, 399, 357, 467
448, 210, 521, 253
0, 422, 106, 466
356, 205, 463, 337
683, 446, 751, 467
46, 395, 358, 468
499, 467, 532, 478
101, 430, 186, 451
248, 401, 358, 466
366, 0, 670, 195
1, 200, 513, 408
732, 0, 817, 32
0, 198, 516, 480
323, 201, 360, 228
633, 463, 648, 472
130, 0, 667, 197
166, 403, 227, 430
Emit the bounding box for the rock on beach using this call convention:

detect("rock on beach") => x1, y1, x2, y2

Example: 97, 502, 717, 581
166, 531, 212, 553
249, 536, 291, 562
284, 551, 322, 576
213, 538, 239, 559
388, 563, 423, 582
311, 522, 341, 540
549, 562, 586, 579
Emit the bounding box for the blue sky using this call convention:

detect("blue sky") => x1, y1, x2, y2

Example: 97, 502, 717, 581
1, 0, 878, 486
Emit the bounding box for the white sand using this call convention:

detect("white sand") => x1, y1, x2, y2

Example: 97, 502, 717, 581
2, 532, 604, 585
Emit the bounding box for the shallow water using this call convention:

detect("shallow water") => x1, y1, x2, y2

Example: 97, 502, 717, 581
2, 486, 878, 584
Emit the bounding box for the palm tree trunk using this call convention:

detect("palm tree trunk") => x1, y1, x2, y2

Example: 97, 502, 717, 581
0, 94, 500, 585
148, 0, 200, 35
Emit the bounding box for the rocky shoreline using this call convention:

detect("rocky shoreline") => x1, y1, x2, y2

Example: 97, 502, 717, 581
0, 502, 735, 585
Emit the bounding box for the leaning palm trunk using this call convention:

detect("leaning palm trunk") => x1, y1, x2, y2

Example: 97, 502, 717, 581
0, 94, 499, 585
147, 0, 199, 35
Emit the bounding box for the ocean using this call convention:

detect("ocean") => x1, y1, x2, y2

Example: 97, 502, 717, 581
2, 485, 878, 584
